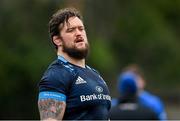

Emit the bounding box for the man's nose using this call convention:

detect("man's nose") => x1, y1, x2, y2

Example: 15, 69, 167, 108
75, 29, 82, 36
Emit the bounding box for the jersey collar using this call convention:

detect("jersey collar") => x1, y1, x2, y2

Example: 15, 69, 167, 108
58, 55, 68, 63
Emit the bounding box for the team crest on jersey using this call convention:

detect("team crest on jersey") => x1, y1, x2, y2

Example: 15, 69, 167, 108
75, 76, 87, 84
96, 86, 103, 93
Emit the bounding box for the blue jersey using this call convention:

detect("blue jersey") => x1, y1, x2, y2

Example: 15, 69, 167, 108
38, 56, 111, 120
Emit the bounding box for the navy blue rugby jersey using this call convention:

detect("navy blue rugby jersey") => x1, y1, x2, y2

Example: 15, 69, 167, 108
38, 56, 111, 120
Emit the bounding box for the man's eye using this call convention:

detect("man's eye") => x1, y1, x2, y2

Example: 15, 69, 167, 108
67, 28, 74, 32
79, 27, 84, 31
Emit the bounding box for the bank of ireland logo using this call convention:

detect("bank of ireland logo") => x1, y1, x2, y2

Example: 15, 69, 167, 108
96, 86, 103, 93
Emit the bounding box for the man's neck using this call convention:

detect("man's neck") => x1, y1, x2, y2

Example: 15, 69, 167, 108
57, 52, 86, 68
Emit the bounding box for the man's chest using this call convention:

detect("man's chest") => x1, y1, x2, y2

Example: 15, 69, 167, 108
66, 69, 111, 107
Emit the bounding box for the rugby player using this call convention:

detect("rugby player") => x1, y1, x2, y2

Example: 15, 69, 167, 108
38, 7, 111, 120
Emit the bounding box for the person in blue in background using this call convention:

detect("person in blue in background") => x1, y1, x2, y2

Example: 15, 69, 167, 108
109, 71, 158, 120
111, 64, 167, 120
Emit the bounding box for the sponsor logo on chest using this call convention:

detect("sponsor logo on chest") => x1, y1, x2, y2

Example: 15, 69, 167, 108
80, 93, 111, 102
79, 85, 111, 102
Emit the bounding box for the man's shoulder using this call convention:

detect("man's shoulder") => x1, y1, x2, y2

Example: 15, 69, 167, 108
39, 59, 75, 93
46, 59, 75, 73
42, 59, 74, 79
39, 59, 76, 88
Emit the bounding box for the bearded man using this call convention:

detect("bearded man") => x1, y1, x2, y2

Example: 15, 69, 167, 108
37, 7, 111, 120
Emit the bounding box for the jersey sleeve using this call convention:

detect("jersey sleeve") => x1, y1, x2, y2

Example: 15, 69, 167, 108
139, 91, 167, 120
38, 65, 74, 97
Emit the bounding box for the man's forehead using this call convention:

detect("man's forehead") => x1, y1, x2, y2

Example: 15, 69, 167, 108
59, 16, 84, 31
65, 17, 84, 27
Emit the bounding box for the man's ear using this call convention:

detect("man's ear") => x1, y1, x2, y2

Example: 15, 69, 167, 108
52, 35, 62, 46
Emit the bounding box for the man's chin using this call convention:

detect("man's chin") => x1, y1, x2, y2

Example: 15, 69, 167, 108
75, 45, 88, 51
75, 47, 87, 52
62, 48, 88, 59
75, 43, 86, 49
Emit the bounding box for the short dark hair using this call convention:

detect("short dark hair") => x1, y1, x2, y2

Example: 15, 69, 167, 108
122, 64, 145, 79
49, 7, 83, 49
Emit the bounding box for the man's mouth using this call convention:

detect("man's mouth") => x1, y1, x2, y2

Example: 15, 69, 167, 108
75, 38, 84, 43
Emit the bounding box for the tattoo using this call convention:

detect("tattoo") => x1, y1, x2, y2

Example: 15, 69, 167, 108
38, 98, 66, 120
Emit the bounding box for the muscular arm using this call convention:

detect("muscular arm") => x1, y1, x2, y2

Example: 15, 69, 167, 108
38, 98, 66, 121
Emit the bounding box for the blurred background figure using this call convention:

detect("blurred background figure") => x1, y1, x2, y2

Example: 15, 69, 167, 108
111, 64, 167, 120
109, 71, 158, 120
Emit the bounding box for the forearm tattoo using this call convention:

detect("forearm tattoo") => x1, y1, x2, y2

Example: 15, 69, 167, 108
38, 99, 65, 120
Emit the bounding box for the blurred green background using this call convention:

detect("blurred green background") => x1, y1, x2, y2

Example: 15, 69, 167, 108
0, 0, 179, 119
